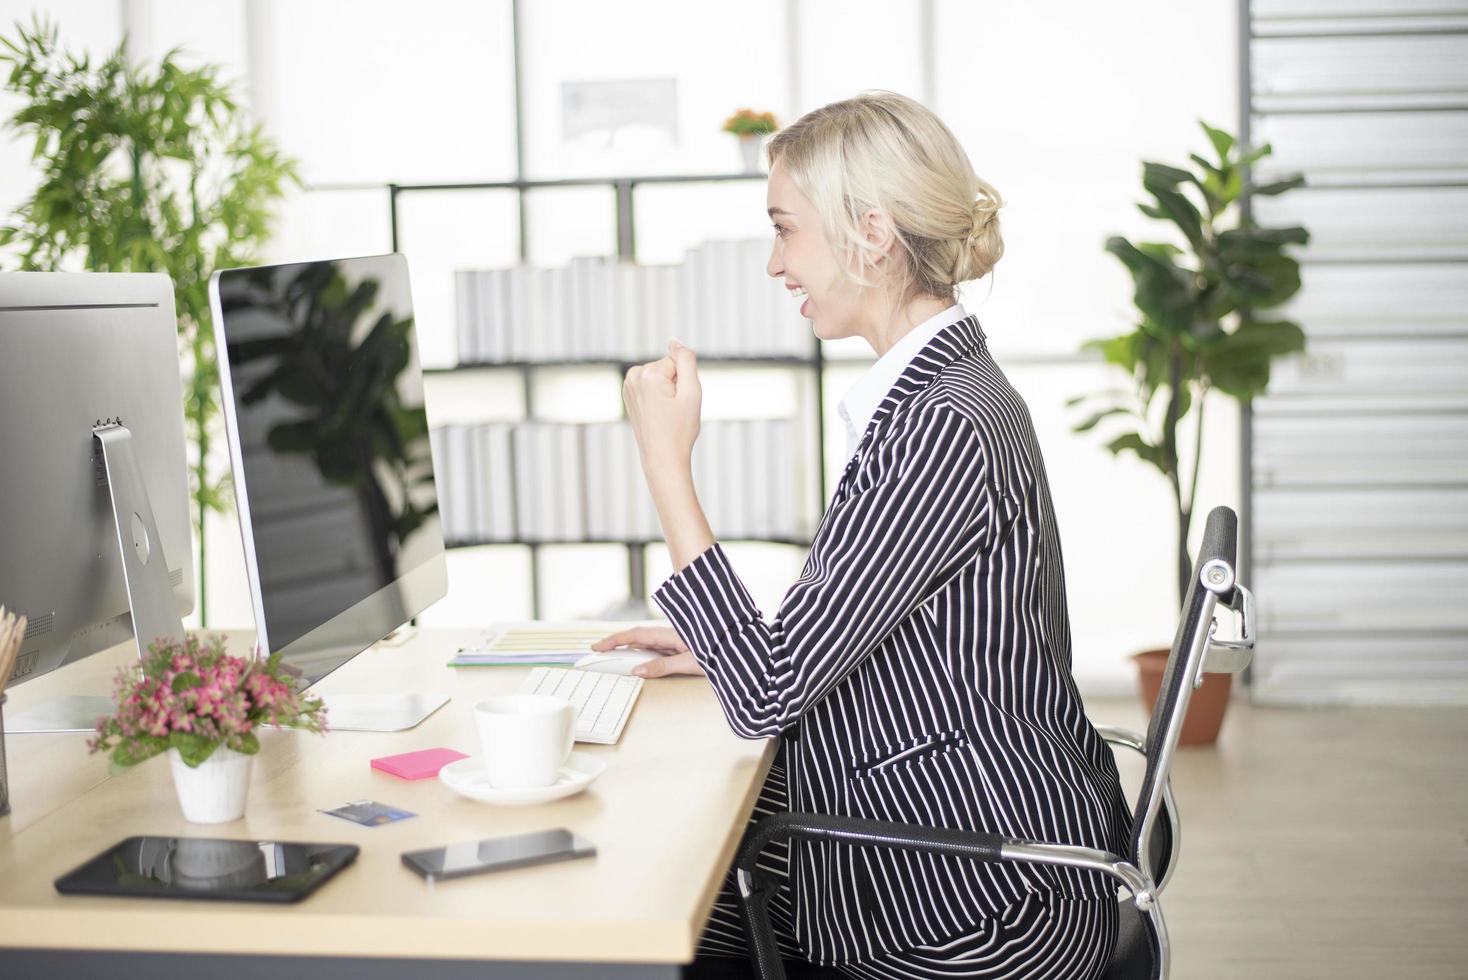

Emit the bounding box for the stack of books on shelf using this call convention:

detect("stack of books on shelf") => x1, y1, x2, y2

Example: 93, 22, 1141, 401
581, 420, 658, 542
454, 239, 814, 364
429, 424, 517, 543
514, 420, 588, 541
431, 418, 812, 546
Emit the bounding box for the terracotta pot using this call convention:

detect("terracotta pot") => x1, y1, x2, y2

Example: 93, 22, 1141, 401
1132, 648, 1231, 746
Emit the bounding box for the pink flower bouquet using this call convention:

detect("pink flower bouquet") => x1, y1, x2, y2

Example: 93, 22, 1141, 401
89, 634, 327, 768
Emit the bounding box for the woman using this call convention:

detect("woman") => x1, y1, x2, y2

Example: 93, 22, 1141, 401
597, 91, 1130, 979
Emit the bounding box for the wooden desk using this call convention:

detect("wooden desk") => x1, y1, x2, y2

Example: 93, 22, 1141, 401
0, 630, 778, 978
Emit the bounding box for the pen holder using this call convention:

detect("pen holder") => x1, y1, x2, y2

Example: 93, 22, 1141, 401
0, 693, 9, 817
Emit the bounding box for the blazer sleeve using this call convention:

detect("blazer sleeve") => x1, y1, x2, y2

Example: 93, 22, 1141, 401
651, 402, 996, 739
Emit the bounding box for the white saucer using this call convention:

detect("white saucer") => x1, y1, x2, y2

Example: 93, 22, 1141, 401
439, 753, 606, 805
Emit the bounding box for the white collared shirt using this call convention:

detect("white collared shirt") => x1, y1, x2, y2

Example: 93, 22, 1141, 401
836, 303, 967, 461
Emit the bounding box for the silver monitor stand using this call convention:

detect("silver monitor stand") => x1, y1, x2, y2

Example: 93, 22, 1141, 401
5, 424, 186, 734
307, 626, 449, 731
309, 693, 450, 732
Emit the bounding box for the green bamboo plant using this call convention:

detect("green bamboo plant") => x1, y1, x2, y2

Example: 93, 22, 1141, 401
1069, 121, 1309, 607
0, 19, 299, 622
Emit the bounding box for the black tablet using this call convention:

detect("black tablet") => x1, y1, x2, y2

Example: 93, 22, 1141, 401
54, 836, 359, 903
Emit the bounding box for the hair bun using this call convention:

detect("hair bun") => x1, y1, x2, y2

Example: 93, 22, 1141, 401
975, 202, 999, 231
956, 185, 1005, 283
971, 185, 1003, 230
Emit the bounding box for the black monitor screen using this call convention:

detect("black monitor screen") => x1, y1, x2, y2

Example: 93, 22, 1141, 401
215, 254, 445, 682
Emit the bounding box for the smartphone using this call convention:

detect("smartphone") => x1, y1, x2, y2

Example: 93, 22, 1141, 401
401, 828, 595, 882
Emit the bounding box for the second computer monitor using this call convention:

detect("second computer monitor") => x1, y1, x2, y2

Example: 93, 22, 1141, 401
0, 272, 193, 691
211, 253, 446, 687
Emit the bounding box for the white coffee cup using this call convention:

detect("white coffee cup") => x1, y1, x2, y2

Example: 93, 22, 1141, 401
474, 695, 577, 789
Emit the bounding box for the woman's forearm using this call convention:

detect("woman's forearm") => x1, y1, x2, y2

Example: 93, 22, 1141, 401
642, 454, 715, 573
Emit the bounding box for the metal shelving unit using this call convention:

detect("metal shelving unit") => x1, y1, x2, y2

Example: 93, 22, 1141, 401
328, 1, 836, 620
388, 173, 828, 619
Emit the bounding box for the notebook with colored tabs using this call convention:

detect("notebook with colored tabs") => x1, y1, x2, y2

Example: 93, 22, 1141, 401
448, 621, 643, 667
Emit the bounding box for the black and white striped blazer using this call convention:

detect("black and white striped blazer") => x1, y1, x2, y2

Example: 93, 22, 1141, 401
653, 314, 1131, 964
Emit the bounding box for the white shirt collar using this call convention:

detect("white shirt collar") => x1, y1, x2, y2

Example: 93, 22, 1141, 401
836, 303, 967, 461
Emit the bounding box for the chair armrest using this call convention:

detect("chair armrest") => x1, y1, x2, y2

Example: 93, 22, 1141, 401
996, 839, 1151, 902
734, 812, 1007, 886
734, 814, 1168, 980
734, 813, 1148, 900
732, 816, 1008, 980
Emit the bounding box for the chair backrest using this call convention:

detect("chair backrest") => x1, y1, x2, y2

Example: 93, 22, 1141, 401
1126, 506, 1240, 884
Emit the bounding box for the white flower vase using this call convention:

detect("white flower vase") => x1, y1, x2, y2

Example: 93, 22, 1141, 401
168, 746, 253, 824
738, 134, 764, 174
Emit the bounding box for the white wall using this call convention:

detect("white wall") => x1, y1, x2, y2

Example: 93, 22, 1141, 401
933, 0, 1243, 691
0, 0, 1242, 694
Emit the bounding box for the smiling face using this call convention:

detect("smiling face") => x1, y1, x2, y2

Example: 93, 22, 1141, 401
766, 158, 882, 344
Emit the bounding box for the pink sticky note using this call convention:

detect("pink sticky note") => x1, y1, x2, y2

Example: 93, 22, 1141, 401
371, 747, 470, 780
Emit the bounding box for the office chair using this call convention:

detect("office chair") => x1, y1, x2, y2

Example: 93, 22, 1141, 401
727, 505, 1256, 980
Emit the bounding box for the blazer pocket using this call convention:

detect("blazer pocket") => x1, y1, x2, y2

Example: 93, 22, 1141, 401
849, 727, 974, 779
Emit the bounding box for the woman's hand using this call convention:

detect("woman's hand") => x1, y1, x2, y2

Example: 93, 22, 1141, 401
624, 339, 716, 573
591, 626, 706, 679
623, 340, 702, 471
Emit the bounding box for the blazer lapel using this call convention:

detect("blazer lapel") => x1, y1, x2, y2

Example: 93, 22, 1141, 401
840, 314, 988, 482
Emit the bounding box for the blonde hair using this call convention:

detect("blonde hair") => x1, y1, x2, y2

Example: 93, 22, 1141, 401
766, 90, 1004, 306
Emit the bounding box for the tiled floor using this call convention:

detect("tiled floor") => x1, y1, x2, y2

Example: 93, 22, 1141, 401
1089, 695, 1468, 979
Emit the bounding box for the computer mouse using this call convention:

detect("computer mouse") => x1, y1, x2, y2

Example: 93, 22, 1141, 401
575, 651, 663, 675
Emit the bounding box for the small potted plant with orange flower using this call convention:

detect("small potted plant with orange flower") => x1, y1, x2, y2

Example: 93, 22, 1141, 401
89, 634, 328, 823
722, 107, 779, 173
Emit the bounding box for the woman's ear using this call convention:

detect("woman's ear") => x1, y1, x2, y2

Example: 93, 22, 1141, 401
859, 208, 898, 271
857, 208, 898, 278
860, 208, 894, 249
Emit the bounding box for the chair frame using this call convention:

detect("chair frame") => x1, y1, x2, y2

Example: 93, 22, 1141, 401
732, 506, 1256, 980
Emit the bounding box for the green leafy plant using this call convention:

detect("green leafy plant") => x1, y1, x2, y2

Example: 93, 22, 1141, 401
0, 18, 299, 622
722, 107, 779, 137
88, 633, 327, 769
1069, 121, 1309, 605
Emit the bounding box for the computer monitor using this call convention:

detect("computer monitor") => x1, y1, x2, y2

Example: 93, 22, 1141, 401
0, 272, 194, 732
211, 253, 449, 731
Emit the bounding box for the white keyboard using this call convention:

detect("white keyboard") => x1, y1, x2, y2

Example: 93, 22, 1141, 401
517, 667, 644, 745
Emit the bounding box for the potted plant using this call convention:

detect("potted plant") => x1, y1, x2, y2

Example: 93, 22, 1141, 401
1069, 120, 1309, 743
0, 18, 299, 624
722, 107, 779, 173
88, 634, 327, 823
